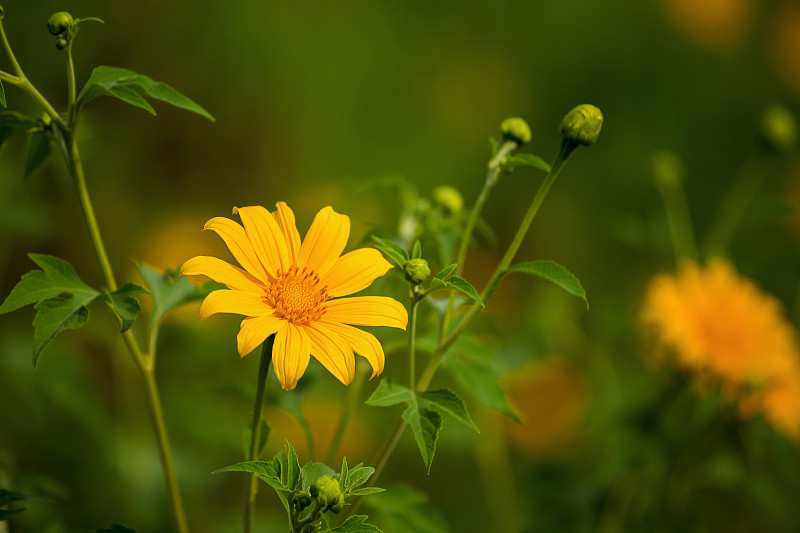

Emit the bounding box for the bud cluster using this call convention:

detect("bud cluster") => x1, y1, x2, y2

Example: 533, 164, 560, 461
309, 475, 344, 513
47, 11, 73, 50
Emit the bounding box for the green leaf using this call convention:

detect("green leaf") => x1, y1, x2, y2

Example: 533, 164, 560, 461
0, 79, 5, 108
411, 239, 422, 259
500, 260, 588, 309
339, 456, 349, 491
137, 264, 218, 334
277, 441, 301, 491
0, 507, 26, 520
301, 461, 336, 491
77, 66, 214, 121
371, 235, 408, 267
212, 460, 280, 482
102, 282, 147, 332
95, 526, 136, 533
0, 111, 38, 152
241, 417, 270, 460
0, 488, 37, 521
348, 487, 385, 496
0, 254, 100, 366
505, 153, 552, 173
364, 485, 448, 533
23, 130, 52, 179
418, 389, 479, 433
428, 275, 484, 308
329, 515, 382, 533
489, 136, 501, 157
346, 466, 375, 489
366, 379, 441, 473
433, 264, 457, 280
441, 338, 519, 422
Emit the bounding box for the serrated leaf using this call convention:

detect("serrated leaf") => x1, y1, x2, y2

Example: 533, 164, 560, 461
411, 239, 422, 259
441, 338, 519, 422
23, 130, 52, 179
0, 79, 6, 108
428, 275, 484, 308
277, 441, 301, 491
366, 379, 441, 473
0, 254, 100, 366
434, 264, 457, 280
418, 389, 479, 433
102, 282, 147, 332
329, 515, 382, 533
242, 417, 270, 460
348, 487, 385, 496
339, 456, 349, 491
95, 526, 136, 533
77, 66, 214, 121
371, 235, 408, 267
301, 461, 336, 491
346, 466, 375, 489
212, 460, 280, 481
505, 153, 552, 173
500, 260, 588, 309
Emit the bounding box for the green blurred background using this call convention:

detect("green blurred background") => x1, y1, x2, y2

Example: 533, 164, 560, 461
3, 0, 800, 531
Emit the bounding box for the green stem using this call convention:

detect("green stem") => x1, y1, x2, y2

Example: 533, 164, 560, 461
325, 360, 367, 466
408, 287, 420, 392
439, 140, 517, 342
65, 43, 77, 126
702, 155, 768, 259
244, 337, 275, 533
654, 175, 697, 263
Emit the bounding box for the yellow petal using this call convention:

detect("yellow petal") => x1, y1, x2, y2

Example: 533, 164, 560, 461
204, 216, 270, 282
304, 322, 356, 385
272, 202, 302, 264
322, 248, 393, 297
317, 319, 385, 378
273, 323, 311, 391
324, 296, 408, 329
199, 289, 274, 320
181, 256, 265, 293
297, 206, 350, 277
234, 206, 292, 276
237, 315, 285, 357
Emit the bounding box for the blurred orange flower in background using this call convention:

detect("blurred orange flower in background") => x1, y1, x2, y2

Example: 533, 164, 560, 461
659, 0, 754, 50
181, 202, 408, 390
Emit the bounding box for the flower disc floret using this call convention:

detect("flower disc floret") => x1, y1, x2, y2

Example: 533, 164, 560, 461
267, 265, 329, 324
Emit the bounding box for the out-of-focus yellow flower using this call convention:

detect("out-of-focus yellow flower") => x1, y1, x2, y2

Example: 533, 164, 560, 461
502, 357, 588, 456
181, 202, 408, 390
659, 0, 753, 50
751, 374, 800, 441
641, 260, 800, 386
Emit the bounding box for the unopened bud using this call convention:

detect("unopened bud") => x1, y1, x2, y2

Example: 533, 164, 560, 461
330, 493, 345, 513
759, 105, 796, 153
500, 117, 531, 145
560, 104, 603, 147
55, 38, 68, 50
47, 12, 73, 36
432, 186, 463, 216
403, 258, 430, 285
293, 492, 312, 512
310, 476, 342, 510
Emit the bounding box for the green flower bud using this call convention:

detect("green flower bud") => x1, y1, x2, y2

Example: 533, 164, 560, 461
330, 492, 345, 513
309, 476, 342, 509
403, 258, 430, 285
500, 117, 532, 145
560, 104, 603, 147
759, 105, 796, 152
47, 12, 73, 36
432, 185, 463, 216
55, 38, 68, 50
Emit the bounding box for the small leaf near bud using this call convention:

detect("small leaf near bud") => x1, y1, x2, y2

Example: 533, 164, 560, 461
403, 258, 431, 286
500, 117, 532, 145
47, 11, 73, 36
55, 38, 68, 50
560, 104, 603, 147
432, 185, 463, 216
760, 105, 796, 153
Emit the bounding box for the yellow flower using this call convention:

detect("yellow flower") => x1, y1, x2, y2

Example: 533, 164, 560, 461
641, 260, 800, 385
747, 373, 800, 441
180, 203, 408, 390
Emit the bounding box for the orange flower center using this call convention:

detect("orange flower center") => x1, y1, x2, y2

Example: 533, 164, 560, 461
267, 265, 329, 324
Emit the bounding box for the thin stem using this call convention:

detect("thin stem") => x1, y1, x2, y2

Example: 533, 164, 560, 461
654, 176, 697, 263
408, 287, 420, 392
325, 360, 367, 466
702, 155, 767, 259
244, 337, 275, 533
439, 140, 517, 342
65, 43, 77, 126
0, 18, 25, 78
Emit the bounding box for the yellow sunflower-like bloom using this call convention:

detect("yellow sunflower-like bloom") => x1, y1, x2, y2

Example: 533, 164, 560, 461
180, 203, 408, 390
641, 260, 800, 386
